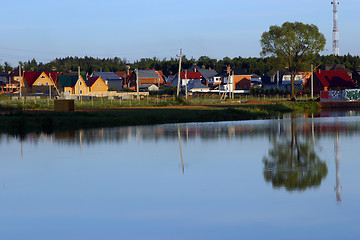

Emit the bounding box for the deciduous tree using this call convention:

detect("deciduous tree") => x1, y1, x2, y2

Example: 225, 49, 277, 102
260, 22, 326, 99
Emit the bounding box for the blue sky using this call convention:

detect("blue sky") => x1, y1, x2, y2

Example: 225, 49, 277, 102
0, 0, 359, 66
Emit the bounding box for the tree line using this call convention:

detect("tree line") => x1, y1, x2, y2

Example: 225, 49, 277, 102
1, 54, 359, 77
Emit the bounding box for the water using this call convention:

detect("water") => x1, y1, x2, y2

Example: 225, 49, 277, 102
0, 113, 360, 240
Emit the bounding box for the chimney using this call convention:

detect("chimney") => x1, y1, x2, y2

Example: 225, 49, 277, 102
194, 68, 197, 72
227, 66, 231, 74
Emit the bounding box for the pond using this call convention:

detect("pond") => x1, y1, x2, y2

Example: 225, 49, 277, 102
0, 112, 359, 240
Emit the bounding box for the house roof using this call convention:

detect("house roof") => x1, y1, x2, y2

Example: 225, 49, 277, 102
185, 64, 218, 79
138, 70, 159, 79
24, 72, 41, 86
87, 76, 102, 87
180, 72, 202, 79
188, 79, 209, 90
93, 72, 121, 81
155, 70, 164, 77
58, 74, 88, 87
139, 83, 158, 89
197, 69, 218, 79
23, 71, 59, 86
315, 70, 355, 88
115, 71, 128, 79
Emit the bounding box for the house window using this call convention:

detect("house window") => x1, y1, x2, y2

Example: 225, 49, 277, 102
38, 82, 41, 86
46, 82, 48, 86
100, 83, 101, 87
40, 76, 46, 79
80, 90, 83, 94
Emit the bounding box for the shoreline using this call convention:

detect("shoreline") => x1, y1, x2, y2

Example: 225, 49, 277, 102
0, 102, 309, 137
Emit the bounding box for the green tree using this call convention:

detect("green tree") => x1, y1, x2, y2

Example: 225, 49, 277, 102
4, 62, 14, 72
260, 22, 326, 100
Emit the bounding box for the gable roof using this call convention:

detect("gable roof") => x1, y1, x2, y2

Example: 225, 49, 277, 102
180, 72, 202, 79
138, 70, 159, 79
139, 83, 158, 89
93, 72, 121, 81
315, 70, 355, 88
186, 64, 218, 79
188, 79, 210, 90
197, 69, 218, 79
58, 74, 88, 87
24, 71, 59, 86
87, 76, 103, 87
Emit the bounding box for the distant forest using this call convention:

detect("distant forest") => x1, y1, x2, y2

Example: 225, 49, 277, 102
1, 54, 360, 77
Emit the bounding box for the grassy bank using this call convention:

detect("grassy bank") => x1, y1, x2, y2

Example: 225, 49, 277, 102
0, 96, 320, 137
0, 103, 300, 136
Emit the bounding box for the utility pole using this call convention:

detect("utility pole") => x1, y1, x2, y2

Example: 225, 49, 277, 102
185, 70, 188, 100
19, 64, 22, 98
136, 69, 139, 101
311, 64, 314, 99
78, 66, 80, 95
176, 49, 182, 97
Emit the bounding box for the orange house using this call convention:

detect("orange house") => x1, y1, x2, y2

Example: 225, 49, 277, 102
87, 76, 108, 92
225, 67, 251, 90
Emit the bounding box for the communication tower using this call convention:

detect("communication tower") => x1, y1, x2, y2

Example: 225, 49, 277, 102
331, 1, 340, 56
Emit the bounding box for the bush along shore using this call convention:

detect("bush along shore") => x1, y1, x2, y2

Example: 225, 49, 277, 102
0, 100, 319, 137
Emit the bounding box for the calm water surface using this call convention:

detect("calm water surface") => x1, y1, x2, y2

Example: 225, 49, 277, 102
0, 112, 360, 240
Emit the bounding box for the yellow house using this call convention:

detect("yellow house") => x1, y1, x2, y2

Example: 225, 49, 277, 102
57, 74, 89, 95
23, 71, 59, 94
87, 76, 108, 92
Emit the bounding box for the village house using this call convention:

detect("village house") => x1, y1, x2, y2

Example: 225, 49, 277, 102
185, 64, 218, 86
221, 67, 251, 92
57, 74, 89, 95
127, 69, 165, 90
304, 69, 356, 94
92, 72, 122, 90
188, 79, 210, 92
139, 83, 159, 92
23, 71, 59, 95
87, 76, 108, 93
262, 70, 304, 91
171, 72, 203, 88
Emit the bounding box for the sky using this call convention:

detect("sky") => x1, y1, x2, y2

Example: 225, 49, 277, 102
0, 0, 359, 66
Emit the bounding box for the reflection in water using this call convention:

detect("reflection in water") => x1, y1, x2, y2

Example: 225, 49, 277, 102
7, 112, 359, 194
262, 116, 328, 191
335, 132, 342, 203
178, 125, 185, 173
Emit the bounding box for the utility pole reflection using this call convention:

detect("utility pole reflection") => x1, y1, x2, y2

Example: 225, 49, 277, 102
178, 125, 185, 174
335, 132, 341, 203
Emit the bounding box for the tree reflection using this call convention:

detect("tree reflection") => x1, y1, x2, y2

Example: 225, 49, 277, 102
263, 117, 328, 191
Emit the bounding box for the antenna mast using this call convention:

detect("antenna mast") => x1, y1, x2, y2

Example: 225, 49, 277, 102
331, 1, 340, 56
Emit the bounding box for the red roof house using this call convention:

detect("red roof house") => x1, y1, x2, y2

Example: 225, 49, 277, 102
305, 70, 355, 94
